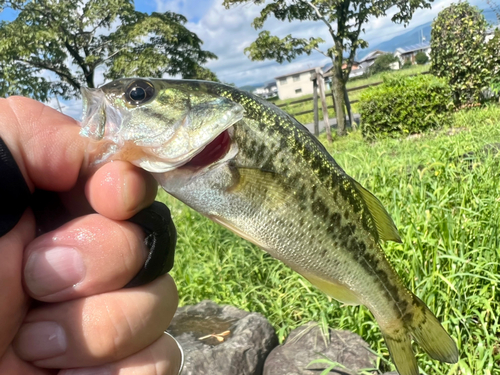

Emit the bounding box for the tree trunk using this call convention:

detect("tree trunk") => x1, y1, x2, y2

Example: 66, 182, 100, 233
331, 56, 347, 137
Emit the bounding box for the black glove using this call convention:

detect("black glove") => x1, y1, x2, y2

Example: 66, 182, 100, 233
0, 137, 176, 287
0, 137, 31, 236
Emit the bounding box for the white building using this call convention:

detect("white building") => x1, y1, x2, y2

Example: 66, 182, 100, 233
394, 42, 431, 65
275, 67, 321, 100
253, 82, 278, 99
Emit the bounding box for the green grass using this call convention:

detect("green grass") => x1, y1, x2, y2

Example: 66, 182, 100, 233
275, 64, 430, 124
157, 104, 500, 374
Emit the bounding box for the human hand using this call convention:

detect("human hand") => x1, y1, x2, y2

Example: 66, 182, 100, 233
0, 97, 182, 374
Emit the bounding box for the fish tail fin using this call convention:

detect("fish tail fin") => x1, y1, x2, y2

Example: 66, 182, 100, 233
381, 294, 458, 375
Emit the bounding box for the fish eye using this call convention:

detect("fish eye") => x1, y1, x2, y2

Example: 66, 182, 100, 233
125, 80, 155, 105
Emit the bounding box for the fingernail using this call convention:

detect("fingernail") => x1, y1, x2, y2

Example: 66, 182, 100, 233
25, 247, 86, 297
124, 173, 147, 213
15, 322, 67, 360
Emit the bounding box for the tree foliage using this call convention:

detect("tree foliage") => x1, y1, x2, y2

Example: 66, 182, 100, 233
368, 53, 399, 75
0, 0, 218, 101
415, 51, 428, 65
430, 2, 500, 106
223, 0, 433, 137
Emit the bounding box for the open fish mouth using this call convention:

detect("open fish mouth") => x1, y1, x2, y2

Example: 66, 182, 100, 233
181, 129, 233, 169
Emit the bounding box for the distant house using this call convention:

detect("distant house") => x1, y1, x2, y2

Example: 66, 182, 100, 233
358, 50, 387, 69
394, 42, 431, 64
275, 66, 322, 100
323, 61, 365, 79
253, 82, 278, 99
486, 26, 499, 42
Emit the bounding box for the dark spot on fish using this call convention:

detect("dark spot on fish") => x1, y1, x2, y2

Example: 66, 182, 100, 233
280, 137, 287, 150
344, 209, 350, 220
340, 223, 356, 241
287, 173, 299, 188
296, 189, 307, 204
321, 249, 328, 258
330, 213, 341, 228
312, 197, 329, 220
261, 158, 274, 172
310, 185, 317, 201
402, 312, 413, 325
333, 190, 338, 203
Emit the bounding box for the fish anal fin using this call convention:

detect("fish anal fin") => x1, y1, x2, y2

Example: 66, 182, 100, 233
351, 180, 402, 243
380, 293, 458, 375
303, 273, 361, 306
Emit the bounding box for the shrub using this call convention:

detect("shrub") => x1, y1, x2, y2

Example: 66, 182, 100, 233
415, 51, 428, 65
358, 74, 453, 139
368, 54, 399, 75
430, 2, 500, 106
401, 59, 412, 69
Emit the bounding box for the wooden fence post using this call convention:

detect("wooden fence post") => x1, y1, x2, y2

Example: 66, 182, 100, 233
312, 71, 319, 137
317, 71, 332, 143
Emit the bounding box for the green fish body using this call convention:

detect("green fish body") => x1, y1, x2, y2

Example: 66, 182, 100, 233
80, 78, 458, 375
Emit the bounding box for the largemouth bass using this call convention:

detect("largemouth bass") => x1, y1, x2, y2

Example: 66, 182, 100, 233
80, 78, 458, 375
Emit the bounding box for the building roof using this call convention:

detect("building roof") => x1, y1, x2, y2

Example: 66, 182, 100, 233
322, 61, 360, 74
395, 42, 430, 54
359, 50, 387, 63
274, 66, 322, 80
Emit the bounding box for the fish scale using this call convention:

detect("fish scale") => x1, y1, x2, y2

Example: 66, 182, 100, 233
80, 78, 459, 375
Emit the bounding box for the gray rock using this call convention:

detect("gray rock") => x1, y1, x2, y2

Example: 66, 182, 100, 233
263, 322, 377, 375
167, 300, 278, 375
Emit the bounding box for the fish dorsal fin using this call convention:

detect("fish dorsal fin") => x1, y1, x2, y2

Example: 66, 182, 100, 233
231, 167, 289, 208
351, 180, 402, 243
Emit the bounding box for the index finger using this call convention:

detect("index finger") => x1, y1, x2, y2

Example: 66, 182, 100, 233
0, 96, 86, 193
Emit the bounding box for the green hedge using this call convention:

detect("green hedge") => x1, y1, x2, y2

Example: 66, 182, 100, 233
358, 74, 453, 139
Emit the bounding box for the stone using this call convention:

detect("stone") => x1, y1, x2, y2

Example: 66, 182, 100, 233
263, 322, 377, 375
167, 300, 278, 375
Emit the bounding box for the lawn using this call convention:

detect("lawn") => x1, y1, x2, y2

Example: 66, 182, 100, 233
274, 64, 430, 125
156, 104, 499, 375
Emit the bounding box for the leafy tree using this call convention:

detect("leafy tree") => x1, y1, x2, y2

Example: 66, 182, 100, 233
223, 0, 433, 138
415, 51, 428, 65
368, 53, 399, 75
430, 2, 500, 106
0, 0, 218, 102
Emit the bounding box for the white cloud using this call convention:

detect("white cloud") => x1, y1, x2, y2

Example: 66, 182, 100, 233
154, 0, 463, 87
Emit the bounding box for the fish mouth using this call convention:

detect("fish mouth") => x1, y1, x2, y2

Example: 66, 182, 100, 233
182, 129, 232, 169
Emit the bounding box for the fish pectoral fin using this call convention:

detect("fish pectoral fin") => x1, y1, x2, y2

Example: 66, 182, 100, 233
303, 273, 361, 306
230, 167, 289, 209
351, 180, 402, 243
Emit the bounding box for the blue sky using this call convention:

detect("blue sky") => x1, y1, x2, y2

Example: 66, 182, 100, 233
0, 0, 493, 118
